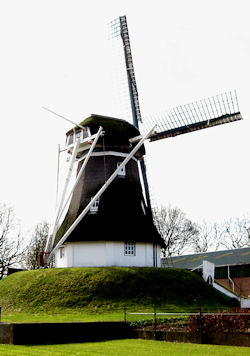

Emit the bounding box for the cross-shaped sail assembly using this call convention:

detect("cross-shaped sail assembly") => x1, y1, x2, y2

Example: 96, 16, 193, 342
110, 16, 242, 141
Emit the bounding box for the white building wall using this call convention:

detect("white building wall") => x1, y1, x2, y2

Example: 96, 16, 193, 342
202, 260, 215, 283
156, 245, 161, 267
55, 244, 73, 268
55, 241, 161, 268
73, 241, 107, 267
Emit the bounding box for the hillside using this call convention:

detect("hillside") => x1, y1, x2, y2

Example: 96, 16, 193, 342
0, 267, 235, 313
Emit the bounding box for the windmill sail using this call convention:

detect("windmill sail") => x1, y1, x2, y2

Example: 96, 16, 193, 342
110, 15, 152, 217
110, 15, 142, 126
145, 90, 242, 142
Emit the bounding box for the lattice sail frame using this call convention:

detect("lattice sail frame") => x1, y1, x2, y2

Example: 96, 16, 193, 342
110, 15, 142, 125
109, 17, 122, 39
143, 90, 242, 142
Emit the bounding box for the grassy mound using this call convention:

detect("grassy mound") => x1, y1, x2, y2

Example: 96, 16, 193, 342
0, 267, 233, 313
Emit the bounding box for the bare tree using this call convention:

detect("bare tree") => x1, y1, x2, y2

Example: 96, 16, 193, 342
153, 206, 199, 257
154, 204, 249, 257
190, 216, 250, 253
0, 204, 24, 279
218, 217, 250, 250
25, 221, 50, 269
191, 221, 223, 253
191, 222, 211, 253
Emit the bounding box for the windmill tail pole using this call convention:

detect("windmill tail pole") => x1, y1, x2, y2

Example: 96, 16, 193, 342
42, 106, 86, 130
54, 126, 104, 232
43, 127, 104, 267
44, 141, 80, 257
47, 125, 156, 262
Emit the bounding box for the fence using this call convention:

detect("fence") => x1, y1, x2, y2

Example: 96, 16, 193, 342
123, 307, 250, 335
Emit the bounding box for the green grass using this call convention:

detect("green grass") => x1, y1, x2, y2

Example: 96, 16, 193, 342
0, 340, 249, 356
1, 309, 192, 323
1, 311, 124, 323
0, 267, 233, 320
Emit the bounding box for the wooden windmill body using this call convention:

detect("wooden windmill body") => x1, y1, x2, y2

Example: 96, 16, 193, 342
52, 115, 164, 268
43, 16, 242, 268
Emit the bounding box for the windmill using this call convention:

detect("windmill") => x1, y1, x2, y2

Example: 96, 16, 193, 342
42, 15, 242, 269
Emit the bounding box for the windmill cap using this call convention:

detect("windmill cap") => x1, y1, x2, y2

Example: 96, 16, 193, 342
66, 114, 145, 156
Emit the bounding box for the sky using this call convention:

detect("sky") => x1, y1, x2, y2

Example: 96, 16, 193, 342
0, 0, 249, 237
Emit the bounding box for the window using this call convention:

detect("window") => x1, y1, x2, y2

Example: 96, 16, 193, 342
75, 130, 82, 141
82, 128, 89, 140
89, 197, 100, 213
67, 130, 87, 146
117, 162, 126, 177
124, 242, 136, 256
59, 247, 65, 259
67, 133, 74, 145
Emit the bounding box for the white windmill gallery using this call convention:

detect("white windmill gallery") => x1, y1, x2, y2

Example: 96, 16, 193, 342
41, 16, 242, 269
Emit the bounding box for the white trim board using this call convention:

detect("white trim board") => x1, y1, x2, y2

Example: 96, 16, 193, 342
78, 151, 138, 163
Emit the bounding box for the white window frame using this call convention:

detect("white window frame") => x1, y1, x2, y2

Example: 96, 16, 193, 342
75, 130, 83, 141
89, 197, 100, 213
117, 162, 126, 177
59, 246, 65, 259
67, 133, 74, 146
124, 242, 136, 256
66, 130, 86, 146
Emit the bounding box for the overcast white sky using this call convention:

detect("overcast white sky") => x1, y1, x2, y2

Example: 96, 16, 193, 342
0, 0, 249, 236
